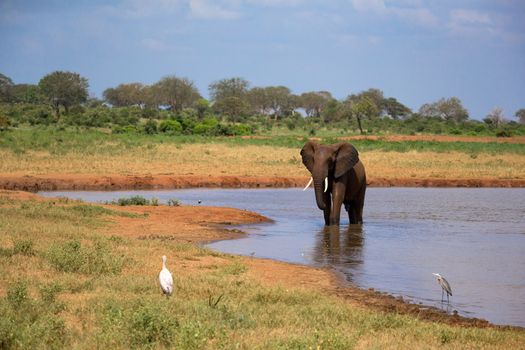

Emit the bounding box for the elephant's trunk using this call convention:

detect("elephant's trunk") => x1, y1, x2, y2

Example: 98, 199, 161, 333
313, 176, 328, 210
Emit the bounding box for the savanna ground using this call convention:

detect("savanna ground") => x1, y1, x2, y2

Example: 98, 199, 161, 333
1, 190, 524, 349
1, 128, 525, 348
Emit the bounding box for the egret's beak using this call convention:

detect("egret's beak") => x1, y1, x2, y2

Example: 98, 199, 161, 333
432, 273, 440, 277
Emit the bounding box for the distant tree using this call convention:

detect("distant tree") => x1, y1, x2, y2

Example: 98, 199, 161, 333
103, 83, 146, 107
515, 108, 525, 125
10, 84, 41, 104
300, 91, 333, 118
265, 86, 297, 120
418, 97, 468, 122
209, 77, 250, 102
192, 98, 211, 119
348, 96, 378, 134
484, 107, 505, 128
321, 99, 344, 123
346, 88, 384, 119
152, 75, 201, 112
212, 96, 250, 122
0, 73, 14, 102
247, 87, 272, 116
383, 97, 412, 119
38, 71, 89, 117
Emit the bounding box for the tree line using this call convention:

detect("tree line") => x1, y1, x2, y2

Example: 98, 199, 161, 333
1, 71, 524, 135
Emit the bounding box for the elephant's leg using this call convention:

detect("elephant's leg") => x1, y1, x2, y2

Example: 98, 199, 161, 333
323, 192, 331, 225
355, 185, 366, 224
330, 183, 345, 225
348, 203, 357, 224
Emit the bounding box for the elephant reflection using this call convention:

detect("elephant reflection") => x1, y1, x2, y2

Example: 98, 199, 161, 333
312, 226, 364, 269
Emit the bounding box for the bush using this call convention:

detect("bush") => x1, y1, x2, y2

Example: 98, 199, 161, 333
107, 195, 159, 206
496, 129, 512, 137
128, 303, 179, 348
193, 117, 219, 135
13, 239, 35, 256
143, 119, 158, 134
112, 125, 138, 134
0, 114, 10, 131
159, 119, 182, 135
46, 239, 123, 275
0, 280, 68, 349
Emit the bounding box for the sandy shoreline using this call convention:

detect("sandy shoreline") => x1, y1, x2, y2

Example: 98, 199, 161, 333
1, 173, 524, 192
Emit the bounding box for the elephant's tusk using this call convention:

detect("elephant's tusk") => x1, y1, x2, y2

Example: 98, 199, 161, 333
303, 177, 313, 191
324, 177, 328, 193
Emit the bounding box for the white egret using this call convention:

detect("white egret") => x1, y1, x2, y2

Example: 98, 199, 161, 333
159, 255, 173, 297
432, 273, 452, 303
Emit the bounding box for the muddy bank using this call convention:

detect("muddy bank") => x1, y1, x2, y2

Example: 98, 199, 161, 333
1, 173, 524, 192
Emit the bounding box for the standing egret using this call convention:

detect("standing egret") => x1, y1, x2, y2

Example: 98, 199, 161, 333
432, 273, 452, 303
159, 255, 173, 297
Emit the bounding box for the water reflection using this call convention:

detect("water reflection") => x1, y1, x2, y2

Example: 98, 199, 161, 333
313, 225, 364, 269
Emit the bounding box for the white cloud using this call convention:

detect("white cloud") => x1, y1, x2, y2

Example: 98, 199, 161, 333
189, 0, 242, 20
351, 0, 438, 28
448, 9, 495, 38
450, 9, 491, 25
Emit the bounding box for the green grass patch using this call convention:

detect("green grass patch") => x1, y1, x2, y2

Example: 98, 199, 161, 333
1, 129, 524, 158
46, 239, 124, 275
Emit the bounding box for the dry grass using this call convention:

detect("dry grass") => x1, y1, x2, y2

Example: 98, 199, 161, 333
1, 144, 524, 180
1, 194, 524, 349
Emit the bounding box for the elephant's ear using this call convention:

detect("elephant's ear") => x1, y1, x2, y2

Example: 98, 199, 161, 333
334, 143, 359, 178
300, 141, 316, 173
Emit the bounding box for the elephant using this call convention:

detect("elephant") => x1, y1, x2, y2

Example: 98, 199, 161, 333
300, 141, 366, 226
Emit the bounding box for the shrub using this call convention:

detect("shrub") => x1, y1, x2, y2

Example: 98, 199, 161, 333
128, 303, 179, 348
143, 119, 158, 134
46, 239, 123, 275
159, 119, 182, 135
13, 239, 35, 256
193, 117, 219, 135
0, 114, 10, 131
104, 196, 160, 207
0, 280, 68, 349
496, 129, 512, 137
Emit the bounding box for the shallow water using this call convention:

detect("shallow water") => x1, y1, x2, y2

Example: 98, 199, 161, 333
40, 188, 525, 327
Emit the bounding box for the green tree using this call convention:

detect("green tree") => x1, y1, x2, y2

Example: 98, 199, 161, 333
38, 71, 89, 118
419, 97, 468, 122
192, 98, 211, 119
103, 83, 146, 107
208, 77, 250, 102
247, 87, 272, 116
484, 107, 505, 128
383, 97, 412, 119
300, 91, 333, 118
152, 75, 201, 112
0, 73, 14, 102
346, 89, 384, 119
349, 97, 378, 134
10, 84, 41, 104
515, 108, 525, 125
213, 96, 250, 122
265, 86, 297, 120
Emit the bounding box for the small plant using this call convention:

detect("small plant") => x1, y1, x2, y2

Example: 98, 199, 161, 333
105, 196, 162, 206
13, 239, 35, 256
167, 198, 181, 206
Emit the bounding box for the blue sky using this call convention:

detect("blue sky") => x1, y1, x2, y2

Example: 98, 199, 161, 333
1, 0, 524, 119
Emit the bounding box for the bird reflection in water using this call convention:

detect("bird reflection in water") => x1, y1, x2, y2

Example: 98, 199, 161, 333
312, 225, 365, 282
